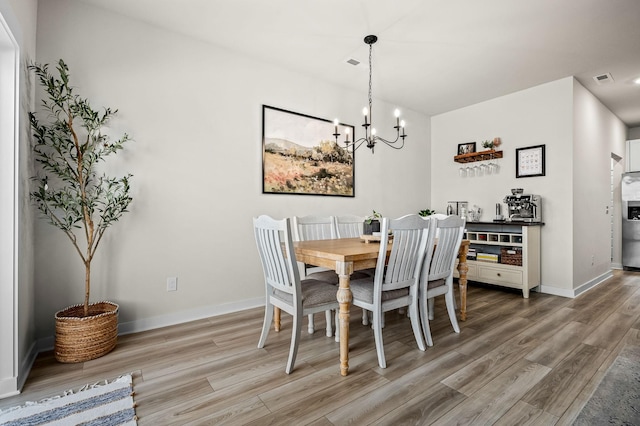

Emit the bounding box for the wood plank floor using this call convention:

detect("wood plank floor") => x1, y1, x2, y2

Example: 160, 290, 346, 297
2, 269, 640, 425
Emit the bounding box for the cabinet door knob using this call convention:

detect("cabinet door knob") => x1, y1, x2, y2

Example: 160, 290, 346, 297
497, 273, 501, 277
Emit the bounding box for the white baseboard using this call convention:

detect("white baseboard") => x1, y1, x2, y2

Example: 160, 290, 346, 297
0, 342, 36, 398
539, 285, 576, 298
541, 270, 614, 298
573, 270, 614, 297
35, 297, 266, 353
118, 296, 265, 335
0, 377, 19, 399
18, 341, 39, 391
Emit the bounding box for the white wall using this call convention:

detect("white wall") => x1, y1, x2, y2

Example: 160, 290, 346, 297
572, 80, 626, 287
629, 127, 640, 140
32, 0, 431, 340
432, 78, 575, 294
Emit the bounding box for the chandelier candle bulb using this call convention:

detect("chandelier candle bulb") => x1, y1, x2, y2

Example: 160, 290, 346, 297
345, 127, 350, 142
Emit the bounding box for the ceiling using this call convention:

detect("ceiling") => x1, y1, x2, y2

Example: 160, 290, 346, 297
77, 0, 640, 127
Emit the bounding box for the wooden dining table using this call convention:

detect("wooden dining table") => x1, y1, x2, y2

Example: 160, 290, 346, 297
272, 237, 470, 376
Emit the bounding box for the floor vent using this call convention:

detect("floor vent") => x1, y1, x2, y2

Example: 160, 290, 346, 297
346, 58, 360, 66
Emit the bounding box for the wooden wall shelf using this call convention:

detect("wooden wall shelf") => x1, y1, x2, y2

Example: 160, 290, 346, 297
454, 149, 503, 163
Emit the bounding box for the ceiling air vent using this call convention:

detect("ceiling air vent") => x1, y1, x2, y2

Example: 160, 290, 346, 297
593, 73, 614, 85
346, 58, 360, 66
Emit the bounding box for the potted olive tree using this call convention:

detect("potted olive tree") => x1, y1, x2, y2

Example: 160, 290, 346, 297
29, 60, 133, 363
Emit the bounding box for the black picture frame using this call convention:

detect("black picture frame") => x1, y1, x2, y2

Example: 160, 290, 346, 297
516, 144, 546, 178
262, 105, 355, 197
457, 142, 476, 155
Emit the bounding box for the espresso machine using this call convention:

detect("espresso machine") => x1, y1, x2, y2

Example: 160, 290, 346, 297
503, 189, 542, 222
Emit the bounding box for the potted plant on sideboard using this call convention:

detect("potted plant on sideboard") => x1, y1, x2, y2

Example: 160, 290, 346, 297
29, 60, 133, 363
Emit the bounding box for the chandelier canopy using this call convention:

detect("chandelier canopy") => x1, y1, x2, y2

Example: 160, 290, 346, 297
334, 35, 407, 154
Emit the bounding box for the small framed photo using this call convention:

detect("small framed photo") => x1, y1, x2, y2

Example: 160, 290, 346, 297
516, 144, 545, 178
457, 142, 476, 155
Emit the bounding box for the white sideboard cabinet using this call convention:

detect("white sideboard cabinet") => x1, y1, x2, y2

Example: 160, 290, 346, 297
456, 222, 542, 298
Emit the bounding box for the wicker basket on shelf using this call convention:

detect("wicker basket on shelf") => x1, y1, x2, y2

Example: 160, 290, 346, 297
500, 247, 523, 266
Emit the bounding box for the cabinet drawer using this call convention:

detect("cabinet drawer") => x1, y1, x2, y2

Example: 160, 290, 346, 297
478, 265, 523, 285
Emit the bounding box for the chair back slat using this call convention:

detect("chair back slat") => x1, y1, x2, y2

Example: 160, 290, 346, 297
427, 216, 465, 281
335, 215, 364, 238
292, 215, 337, 241
376, 215, 433, 293
254, 215, 299, 295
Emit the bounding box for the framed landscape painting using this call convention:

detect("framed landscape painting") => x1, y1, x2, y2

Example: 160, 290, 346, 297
262, 105, 355, 197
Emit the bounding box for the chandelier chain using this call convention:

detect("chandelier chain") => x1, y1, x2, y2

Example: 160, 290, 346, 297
368, 43, 373, 124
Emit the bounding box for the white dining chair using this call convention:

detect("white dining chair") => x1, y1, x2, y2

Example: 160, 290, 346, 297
291, 215, 338, 336
334, 214, 365, 238
349, 214, 433, 368
335, 214, 376, 327
254, 215, 339, 374
419, 215, 465, 346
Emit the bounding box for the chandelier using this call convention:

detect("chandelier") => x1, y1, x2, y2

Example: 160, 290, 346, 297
334, 35, 407, 153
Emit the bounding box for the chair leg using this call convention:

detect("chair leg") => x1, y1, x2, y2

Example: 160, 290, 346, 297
428, 298, 435, 320
308, 314, 315, 334
445, 291, 460, 333
419, 292, 434, 347
325, 310, 333, 337
258, 303, 274, 348
362, 308, 369, 325
372, 308, 386, 368
409, 301, 426, 351
286, 312, 302, 374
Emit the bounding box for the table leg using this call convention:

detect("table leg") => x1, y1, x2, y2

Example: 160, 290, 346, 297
336, 261, 353, 376
457, 241, 469, 321
273, 307, 281, 332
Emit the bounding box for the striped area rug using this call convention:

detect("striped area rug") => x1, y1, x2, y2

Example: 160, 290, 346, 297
0, 374, 137, 426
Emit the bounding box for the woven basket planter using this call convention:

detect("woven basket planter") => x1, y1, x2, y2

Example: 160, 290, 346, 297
54, 301, 119, 363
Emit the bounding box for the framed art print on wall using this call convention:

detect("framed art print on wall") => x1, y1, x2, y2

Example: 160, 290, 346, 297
516, 144, 545, 178
262, 105, 355, 197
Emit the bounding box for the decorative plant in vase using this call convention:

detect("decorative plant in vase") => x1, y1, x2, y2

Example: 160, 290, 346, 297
29, 59, 133, 363
418, 209, 435, 217
363, 210, 382, 235
482, 137, 502, 150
